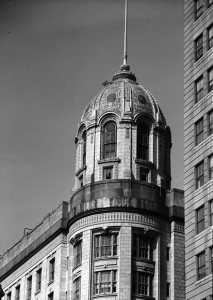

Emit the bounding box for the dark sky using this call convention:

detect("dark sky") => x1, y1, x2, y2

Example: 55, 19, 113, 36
0, 0, 184, 254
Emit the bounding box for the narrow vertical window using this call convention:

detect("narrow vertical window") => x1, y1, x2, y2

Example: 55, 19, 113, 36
103, 122, 117, 159
82, 131, 86, 166
195, 34, 203, 61
15, 285, 20, 300
208, 111, 213, 135
73, 277, 81, 300
195, 0, 203, 20
27, 276, 32, 299
196, 205, 205, 234
78, 175, 83, 188
208, 67, 213, 92
132, 272, 153, 297
126, 128, 130, 139
210, 247, 213, 273
166, 283, 170, 297
166, 247, 170, 261
210, 200, 213, 226
36, 268, 42, 293
139, 167, 148, 182
137, 123, 149, 160
195, 118, 203, 145
209, 155, 213, 180
195, 76, 204, 103
208, 24, 213, 50
195, 161, 204, 189
49, 258, 55, 283
133, 235, 152, 260
74, 241, 82, 267
103, 166, 113, 180
197, 251, 206, 280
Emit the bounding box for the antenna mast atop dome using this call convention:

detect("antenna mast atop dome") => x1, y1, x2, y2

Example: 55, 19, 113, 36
123, 0, 128, 66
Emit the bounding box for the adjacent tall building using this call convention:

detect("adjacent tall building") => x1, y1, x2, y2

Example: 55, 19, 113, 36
184, 0, 213, 300
0, 4, 185, 300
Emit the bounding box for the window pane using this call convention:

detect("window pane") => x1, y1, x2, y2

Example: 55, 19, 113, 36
196, 162, 204, 189
195, 35, 203, 60
195, 76, 203, 103
208, 67, 213, 92
208, 25, 213, 49
198, 252, 206, 280
195, 119, 203, 145
197, 206, 205, 234
195, 0, 203, 19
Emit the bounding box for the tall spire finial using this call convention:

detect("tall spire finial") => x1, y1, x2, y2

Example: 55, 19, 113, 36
123, 0, 128, 65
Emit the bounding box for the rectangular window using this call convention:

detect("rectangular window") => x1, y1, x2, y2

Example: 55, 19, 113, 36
48, 292, 54, 300
195, 118, 203, 145
195, 34, 203, 60
7, 292, 11, 300
208, 67, 213, 92
36, 268, 42, 293
15, 285, 20, 300
94, 234, 118, 258
74, 241, 82, 267
49, 258, 55, 283
166, 247, 170, 261
195, 76, 204, 103
208, 24, 213, 50
166, 283, 170, 297
195, 0, 203, 19
210, 247, 213, 273
132, 272, 153, 297
103, 166, 113, 180
209, 155, 213, 180
209, 110, 213, 135
197, 251, 206, 280
27, 276, 32, 299
197, 205, 205, 234
73, 277, 81, 300
94, 270, 117, 295
133, 235, 152, 260
195, 161, 204, 189
210, 200, 213, 226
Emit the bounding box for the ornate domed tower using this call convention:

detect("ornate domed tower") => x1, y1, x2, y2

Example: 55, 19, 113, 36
68, 2, 184, 300
68, 60, 184, 300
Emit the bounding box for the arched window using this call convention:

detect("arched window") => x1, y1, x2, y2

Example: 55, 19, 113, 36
82, 131, 86, 166
103, 122, 117, 159
137, 123, 149, 160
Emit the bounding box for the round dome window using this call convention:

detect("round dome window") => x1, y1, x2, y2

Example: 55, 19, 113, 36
106, 122, 116, 133
138, 94, 147, 105
107, 93, 116, 103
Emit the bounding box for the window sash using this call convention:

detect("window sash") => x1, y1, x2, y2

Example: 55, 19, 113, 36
197, 206, 205, 233
210, 201, 213, 226
195, 35, 203, 60
103, 122, 117, 159
196, 162, 204, 189
95, 235, 117, 258
209, 156, 213, 179
103, 167, 113, 180
195, 77, 203, 102
195, 0, 203, 19
27, 276, 32, 299
198, 252, 206, 280
94, 271, 116, 295
36, 269, 42, 292
208, 68, 213, 92
132, 272, 152, 297
137, 124, 149, 160
208, 26, 213, 49
49, 258, 55, 282
195, 119, 203, 145
133, 235, 151, 260
209, 111, 213, 135
74, 242, 82, 267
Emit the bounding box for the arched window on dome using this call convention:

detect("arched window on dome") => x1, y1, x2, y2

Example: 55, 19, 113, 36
103, 122, 117, 159
137, 123, 149, 160
82, 131, 86, 166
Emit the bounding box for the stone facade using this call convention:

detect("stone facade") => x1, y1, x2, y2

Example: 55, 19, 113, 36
184, 0, 213, 300
0, 54, 184, 300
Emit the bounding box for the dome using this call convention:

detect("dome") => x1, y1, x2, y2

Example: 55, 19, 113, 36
81, 65, 166, 126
